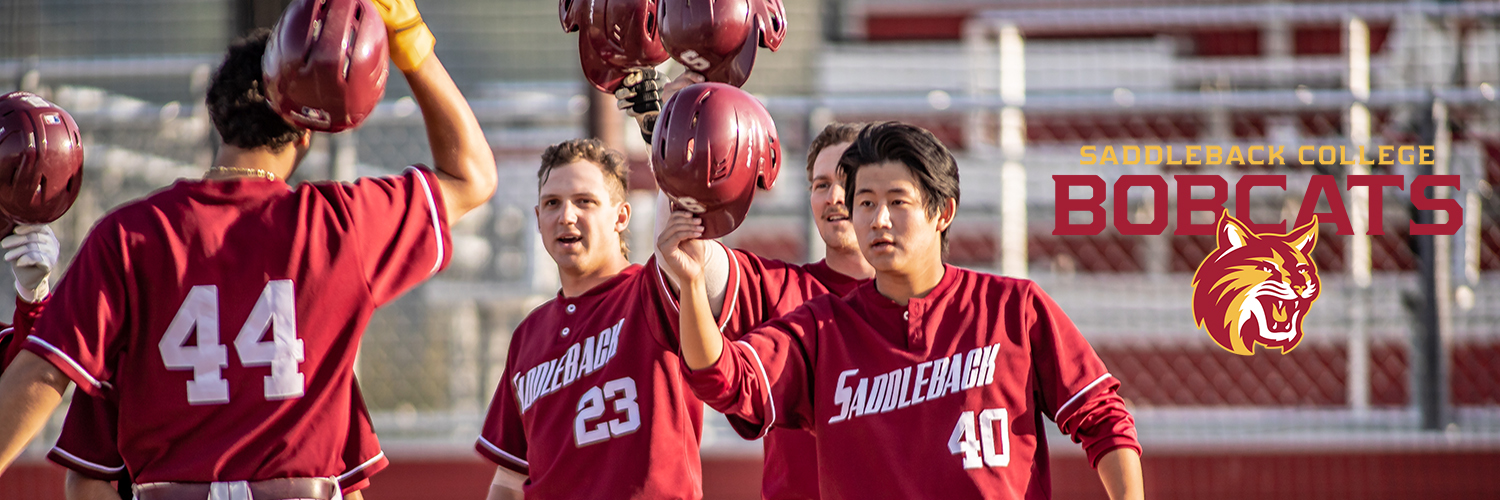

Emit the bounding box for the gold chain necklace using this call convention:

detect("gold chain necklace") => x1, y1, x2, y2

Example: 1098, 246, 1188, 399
204, 166, 279, 181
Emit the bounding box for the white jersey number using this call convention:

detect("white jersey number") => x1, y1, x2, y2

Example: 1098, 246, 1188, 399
159, 281, 304, 405
948, 408, 1010, 469
678, 49, 711, 71
574, 377, 642, 446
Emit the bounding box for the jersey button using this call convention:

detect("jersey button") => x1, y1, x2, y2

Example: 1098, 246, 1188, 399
561, 327, 570, 337
903, 311, 909, 320
566, 304, 576, 313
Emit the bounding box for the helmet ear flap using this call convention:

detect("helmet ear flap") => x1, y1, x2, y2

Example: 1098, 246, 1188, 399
755, 0, 787, 51
559, 0, 584, 32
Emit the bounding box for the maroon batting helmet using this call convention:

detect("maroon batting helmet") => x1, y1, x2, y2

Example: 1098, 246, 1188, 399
562, 0, 671, 93
263, 0, 389, 132
651, 83, 780, 239
0, 92, 84, 224
658, 0, 786, 87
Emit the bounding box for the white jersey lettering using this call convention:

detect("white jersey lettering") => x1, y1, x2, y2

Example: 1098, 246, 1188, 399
517, 319, 627, 412
828, 341, 1007, 425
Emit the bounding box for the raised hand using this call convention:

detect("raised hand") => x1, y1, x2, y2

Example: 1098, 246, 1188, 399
369, 0, 435, 72
654, 209, 708, 288
2, 225, 59, 303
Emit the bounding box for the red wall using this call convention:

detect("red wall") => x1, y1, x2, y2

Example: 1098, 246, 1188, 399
8, 451, 1499, 500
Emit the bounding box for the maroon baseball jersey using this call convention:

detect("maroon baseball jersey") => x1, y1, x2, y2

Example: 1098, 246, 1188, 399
0, 296, 45, 369
687, 265, 1141, 499
49, 381, 388, 493
24, 168, 449, 484
722, 257, 864, 500
476, 257, 711, 499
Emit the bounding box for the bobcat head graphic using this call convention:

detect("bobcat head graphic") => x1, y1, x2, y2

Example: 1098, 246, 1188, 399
1191, 212, 1321, 355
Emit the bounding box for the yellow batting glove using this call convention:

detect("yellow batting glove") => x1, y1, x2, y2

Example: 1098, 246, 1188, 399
370, 0, 435, 72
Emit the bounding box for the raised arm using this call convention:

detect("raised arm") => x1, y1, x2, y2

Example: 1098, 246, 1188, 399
374, 0, 497, 223
655, 210, 723, 369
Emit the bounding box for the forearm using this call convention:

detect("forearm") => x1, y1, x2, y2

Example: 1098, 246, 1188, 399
679, 277, 725, 371
1096, 447, 1143, 500
0, 351, 70, 473
404, 55, 497, 221
64, 471, 121, 500
485, 467, 525, 500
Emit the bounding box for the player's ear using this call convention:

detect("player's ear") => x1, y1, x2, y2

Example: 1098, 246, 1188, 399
934, 197, 957, 233
615, 200, 631, 232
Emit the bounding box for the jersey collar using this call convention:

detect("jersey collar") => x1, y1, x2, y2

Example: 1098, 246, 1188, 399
556, 264, 642, 304
855, 263, 962, 312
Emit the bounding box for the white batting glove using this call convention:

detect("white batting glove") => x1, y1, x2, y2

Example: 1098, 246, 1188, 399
3, 224, 59, 302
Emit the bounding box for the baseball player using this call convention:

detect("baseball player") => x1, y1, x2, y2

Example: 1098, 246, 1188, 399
475, 138, 723, 500
0, 2, 497, 499
660, 122, 1145, 499
630, 71, 894, 499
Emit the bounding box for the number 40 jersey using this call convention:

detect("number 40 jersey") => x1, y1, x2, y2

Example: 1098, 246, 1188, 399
24, 169, 450, 484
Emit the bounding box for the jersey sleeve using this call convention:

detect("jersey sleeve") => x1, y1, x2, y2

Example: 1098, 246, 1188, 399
23, 221, 128, 396
682, 302, 821, 440
476, 334, 530, 475
1024, 281, 1141, 467
337, 382, 388, 493
48, 391, 128, 480
1, 296, 45, 369
649, 246, 829, 348
340, 166, 454, 306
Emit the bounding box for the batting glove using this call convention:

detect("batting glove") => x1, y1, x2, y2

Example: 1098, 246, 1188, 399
3, 225, 59, 303
370, 0, 436, 72
616, 68, 664, 143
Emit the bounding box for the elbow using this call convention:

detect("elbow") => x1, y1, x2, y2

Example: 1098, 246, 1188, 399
456, 154, 499, 211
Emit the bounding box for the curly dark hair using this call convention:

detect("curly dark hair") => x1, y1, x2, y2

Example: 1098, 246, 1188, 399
538, 138, 632, 256
206, 29, 304, 151
538, 138, 629, 204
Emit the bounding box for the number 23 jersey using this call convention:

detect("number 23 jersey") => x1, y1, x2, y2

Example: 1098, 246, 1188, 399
477, 259, 709, 500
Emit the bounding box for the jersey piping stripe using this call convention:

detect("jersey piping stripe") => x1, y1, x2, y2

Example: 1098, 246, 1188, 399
1056, 373, 1113, 417
733, 340, 775, 439
652, 241, 738, 331
406, 166, 445, 277
24, 335, 108, 389
338, 451, 386, 481
49, 446, 125, 475
718, 241, 740, 331
477, 436, 528, 468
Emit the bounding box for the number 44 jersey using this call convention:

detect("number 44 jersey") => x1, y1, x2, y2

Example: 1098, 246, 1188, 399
24, 170, 450, 484
477, 259, 707, 500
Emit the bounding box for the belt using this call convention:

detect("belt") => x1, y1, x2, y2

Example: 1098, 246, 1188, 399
134, 477, 342, 500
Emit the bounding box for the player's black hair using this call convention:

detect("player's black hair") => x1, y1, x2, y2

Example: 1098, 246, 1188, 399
838, 121, 961, 255
206, 29, 305, 151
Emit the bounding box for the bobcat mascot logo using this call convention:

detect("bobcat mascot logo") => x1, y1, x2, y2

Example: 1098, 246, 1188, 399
1192, 212, 1321, 355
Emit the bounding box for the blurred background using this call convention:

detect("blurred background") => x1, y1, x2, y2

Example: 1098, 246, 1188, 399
2, 0, 1499, 498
